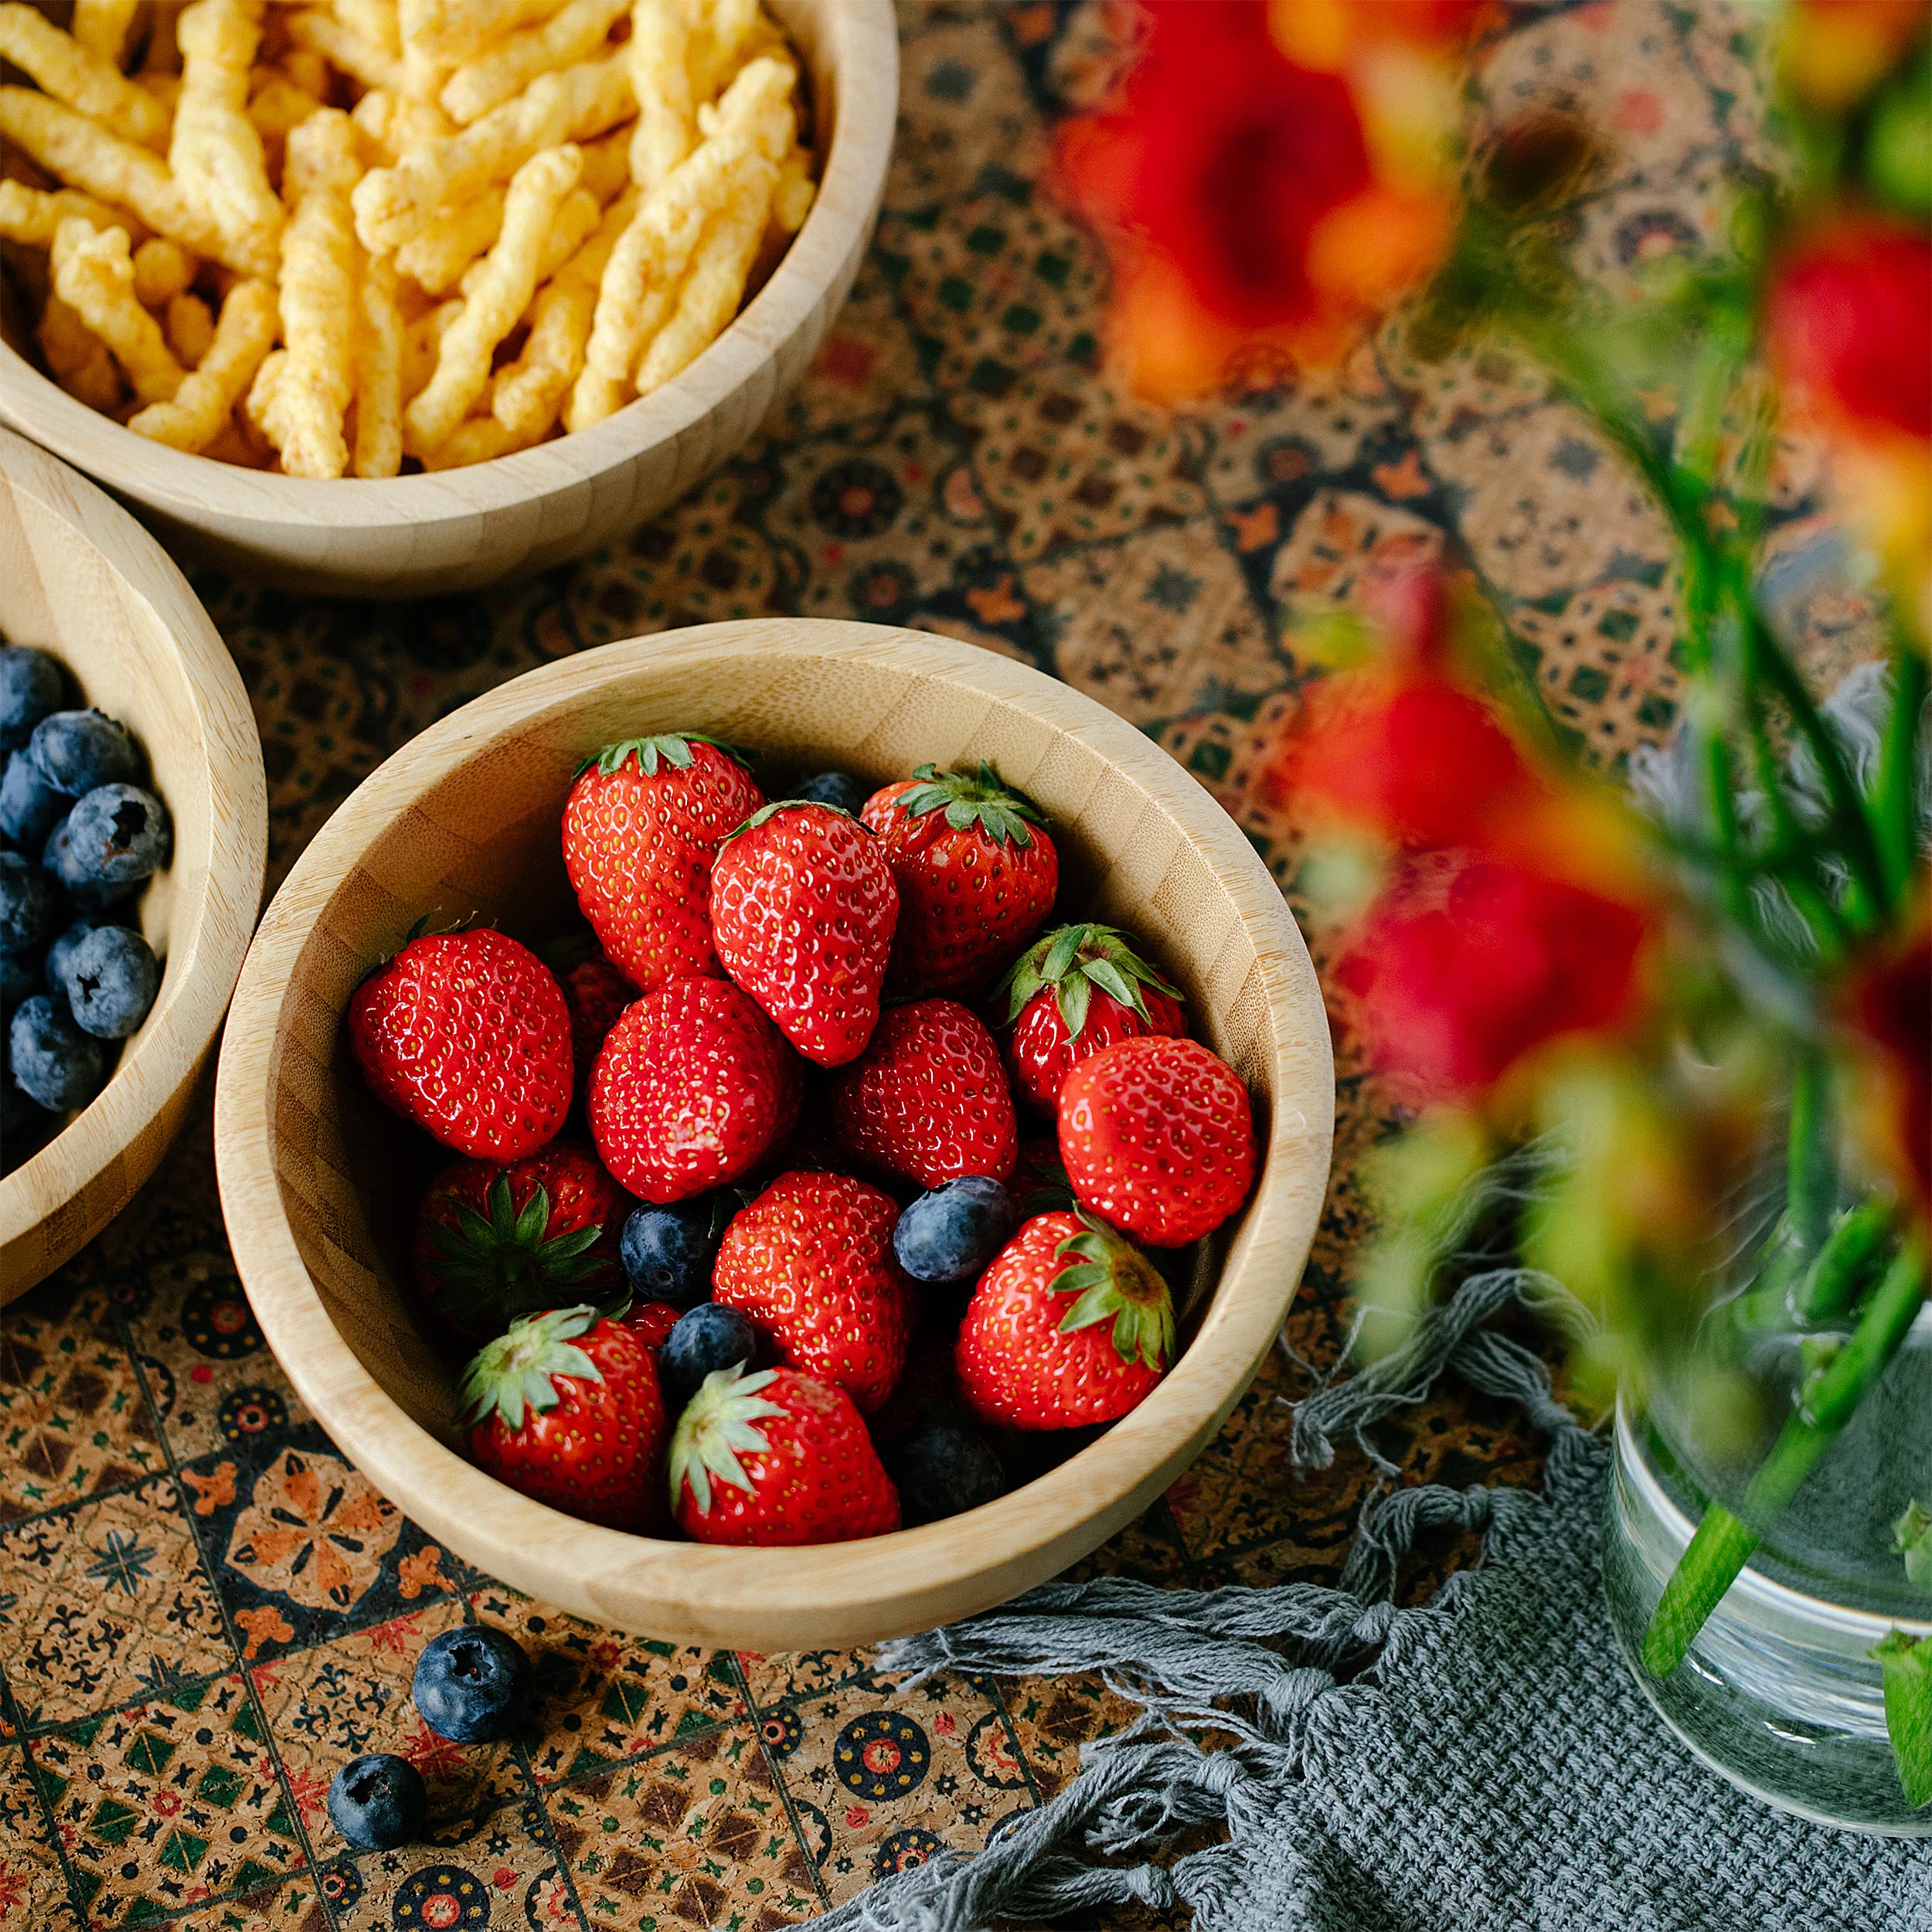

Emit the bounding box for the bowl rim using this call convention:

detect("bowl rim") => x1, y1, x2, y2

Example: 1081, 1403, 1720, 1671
0, 0, 900, 530
0, 423, 268, 1295
214, 619, 1335, 1645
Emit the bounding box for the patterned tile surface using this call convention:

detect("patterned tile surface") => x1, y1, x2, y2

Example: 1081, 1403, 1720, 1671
0, 3, 1883, 1925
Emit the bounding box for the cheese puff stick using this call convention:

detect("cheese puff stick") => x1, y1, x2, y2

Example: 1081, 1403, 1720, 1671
627, 0, 691, 191
276, 109, 362, 478
402, 0, 571, 60
50, 217, 187, 405
352, 53, 630, 251
406, 140, 581, 452
492, 179, 634, 439
772, 139, 814, 234
0, 88, 270, 274
400, 295, 459, 397
0, 180, 146, 249
131, 237, 196, 307
130, 276, 276, 448
172, 0, 284, 277
72, 0, 141, 66
440, 0, 627, 125
37, 293, 121, 413
289, 9, 406, 93
0, 5, 173, 153
244, 345, 287, 449
354, 251, 406, 476
247, 74, 325, 146
351, 86, 454, 160
457, 181, 596, 298
634, 148, 774, 394
336, 0, 401, 54
418, 410, 539, 467
688, 0, 760, 102
165, 289, 217, 364
569, 53, 788, 429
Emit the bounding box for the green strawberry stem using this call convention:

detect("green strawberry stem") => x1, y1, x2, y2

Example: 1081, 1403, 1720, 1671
723, 797, 866, 842
580, 732, 757, 780
1050, 1209, 1175, 1372
1642, 1241, 1929, 1681
458, 1305, 604, 1431
998, 922, 1183, 1037
425, 1175, 609, 1329
668, 1364, 783, 1515
898, 761, 1046, 849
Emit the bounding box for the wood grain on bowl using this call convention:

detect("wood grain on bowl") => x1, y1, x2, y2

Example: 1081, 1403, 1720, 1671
0, 425, 267, 1300
0, 0, 896, 597
214, 621, 1334, 1649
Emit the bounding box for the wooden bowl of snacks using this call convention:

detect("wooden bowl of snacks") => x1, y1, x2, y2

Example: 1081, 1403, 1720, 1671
1, 423, 265, 1299
0, 0, 896, 597
214, 620, 1334, 1648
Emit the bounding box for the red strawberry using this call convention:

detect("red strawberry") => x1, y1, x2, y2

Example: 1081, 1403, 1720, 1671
589, 976, 802, 1202
669, 1363, 900, 1545
861, 762, 1058, 994
623, 1301, 682, 1350
955, 1209, 1172, 1429
711, 801, 898, 1066
558, 951, 638, 1073
460, 1305, 668, 1529
413, 1141, 625, 1338
1058, 1036, 1257, 1247
712, 1170, 911, 1411
347, 927, 573, 1160
561, 733, 764, 992
999, 923, 1188, 1113
829, 998, 1017, 1189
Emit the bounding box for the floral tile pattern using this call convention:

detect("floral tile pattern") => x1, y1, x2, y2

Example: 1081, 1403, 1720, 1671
0, 4, 1866, 1925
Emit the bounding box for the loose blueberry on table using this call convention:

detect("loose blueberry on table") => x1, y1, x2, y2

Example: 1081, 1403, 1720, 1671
412, 1625, 532, 1743
326, 1753, 427, 1852
341, 736, 1260, 1545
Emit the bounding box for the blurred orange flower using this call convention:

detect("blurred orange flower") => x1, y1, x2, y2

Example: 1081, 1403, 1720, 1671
1057, 0, 1466, 399
1783, 0, 1927, 109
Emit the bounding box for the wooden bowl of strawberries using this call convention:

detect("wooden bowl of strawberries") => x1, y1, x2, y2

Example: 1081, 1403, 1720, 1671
214, 619, 1333, 1648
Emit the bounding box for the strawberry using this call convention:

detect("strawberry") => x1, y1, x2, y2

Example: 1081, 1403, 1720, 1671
711, 801, 898, 1066
623, 1301, 682, 1351
1058, 1036, 1257, 1247
561, 733, 764, 992
347, 927, 573, 1161
861, 762, 1058, 994
712, 1170, 911, 1411
413, 1141, 625, 1338
669, 1363, 900, 1545
558, 950, 638, 1074
955, 1209, 1172, 1429
828, 998, 1017, 1189
460, 1305, 668, 1529
999, 923, 1188, 1113
589, 976, 802, 1202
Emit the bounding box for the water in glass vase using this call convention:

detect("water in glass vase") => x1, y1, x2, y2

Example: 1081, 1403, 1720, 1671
1604, 1307, 1932, 1833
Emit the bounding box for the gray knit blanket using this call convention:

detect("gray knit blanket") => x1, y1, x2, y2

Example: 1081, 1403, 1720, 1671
811, 1270, 1932, 1930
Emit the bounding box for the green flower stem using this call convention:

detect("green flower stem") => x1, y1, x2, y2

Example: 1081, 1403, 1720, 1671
1874, 647, 1927, 902
1792, 1198, 1896, 1325
1643, 1240, 1929, 1679
1784, 1052, 1835, 1255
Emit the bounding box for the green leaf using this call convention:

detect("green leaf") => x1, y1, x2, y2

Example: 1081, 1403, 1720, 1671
1058, 1281, 1120, 1333
1056, 973, 1091, 1039
1083, 957, 1144, 1019
1876, 1630, 1932, 1808
513, 1185, 552, 1248
1050, 1263, 1109, 1295
1895, 1502, 1932, 1589
1041, 925, 1087, 984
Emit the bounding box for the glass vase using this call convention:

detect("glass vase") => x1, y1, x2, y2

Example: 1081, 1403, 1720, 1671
1603, 1305, 1932, 1834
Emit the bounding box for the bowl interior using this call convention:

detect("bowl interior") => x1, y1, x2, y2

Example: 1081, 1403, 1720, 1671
275, 642, 1291, 1442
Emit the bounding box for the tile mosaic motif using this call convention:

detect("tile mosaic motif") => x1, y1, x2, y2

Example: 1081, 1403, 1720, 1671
0, 5, 1849, 1923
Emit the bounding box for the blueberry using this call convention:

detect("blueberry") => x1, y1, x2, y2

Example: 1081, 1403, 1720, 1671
41, 818, 135, 912
621, 1199, 726, 1307
0, 750, 64, 848
412, 1626, 531, 1743
58, 923, 160, 1039
658, 1302, 760, 1410
791, 770, 871, 817
9, 995, 106, 1111
326, 1752, 427, 1852
0, 648, 61, 757
892, 1176, 1019, 1285
882, 1423, 1005, 1526
54, 784, 171, 889
26, 709, 138, 797
0, 948, 37, 1008
43, 917, 111, 996
0, 852, 53, 956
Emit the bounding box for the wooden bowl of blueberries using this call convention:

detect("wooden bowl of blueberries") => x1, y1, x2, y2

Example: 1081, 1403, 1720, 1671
0, 425, 267, 1298
214, 619, 1334, 1648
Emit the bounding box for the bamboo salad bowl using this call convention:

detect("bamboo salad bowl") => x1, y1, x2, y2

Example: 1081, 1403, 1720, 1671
213, 620, 1335, 1648
0, 0, 896, 598
0, 425, 267, 1300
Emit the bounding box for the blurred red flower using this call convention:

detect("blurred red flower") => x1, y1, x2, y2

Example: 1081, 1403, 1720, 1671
1335, 859, 1655, 1102
1768, 217, 1932, 443
1057, 0, 1458, 398
1844, 906, 1932, 1220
